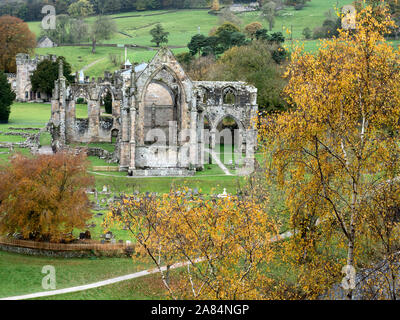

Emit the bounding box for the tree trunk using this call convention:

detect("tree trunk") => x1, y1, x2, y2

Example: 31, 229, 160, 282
346, 236, 354, 300
92, 39, 96, 54
346, 190, 357, 300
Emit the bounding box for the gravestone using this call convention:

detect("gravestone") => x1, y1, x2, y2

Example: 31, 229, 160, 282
217, 188, 228, 198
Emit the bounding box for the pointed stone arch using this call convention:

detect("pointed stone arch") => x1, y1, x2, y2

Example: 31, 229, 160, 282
222, 86, 237, 105
136, 53, 193, 146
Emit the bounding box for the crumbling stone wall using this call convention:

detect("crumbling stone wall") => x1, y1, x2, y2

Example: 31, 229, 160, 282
49, 48, 258, 176
15, 54, 55, 102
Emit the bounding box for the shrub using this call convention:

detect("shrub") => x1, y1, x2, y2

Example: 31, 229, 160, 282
76, 97, 86, 104
302, 27, 312, 39
0, 71, 15, 123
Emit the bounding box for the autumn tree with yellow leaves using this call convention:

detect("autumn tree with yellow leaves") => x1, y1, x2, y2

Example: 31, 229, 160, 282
106, 189, 278, 300
211, 0, 220, 11
262, 5, 400, 299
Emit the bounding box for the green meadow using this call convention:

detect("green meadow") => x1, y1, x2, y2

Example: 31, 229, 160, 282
26, 0, 360, 77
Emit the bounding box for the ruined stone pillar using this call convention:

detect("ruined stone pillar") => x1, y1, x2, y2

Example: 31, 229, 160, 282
119, 107, 130, 170
88, 99, 100, 139
65, 100, 76, 143
189, 102, 198, 169
112, 100, 121, 118
242, 129, 256, 174
58, 74, 67, 146
197, 111, 205, 170
210, 128, 217, 151
129, 107, 137, 171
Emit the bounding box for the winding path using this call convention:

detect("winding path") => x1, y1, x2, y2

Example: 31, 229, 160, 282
0, 229, 292, 300
79, 58, 106, 73
0, 260, 195, 301
204, 148, 232, 176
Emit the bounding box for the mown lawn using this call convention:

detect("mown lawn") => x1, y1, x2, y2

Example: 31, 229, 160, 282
34, 272, 169, 300
0, 102, 51, 129
0, 251, 154, 299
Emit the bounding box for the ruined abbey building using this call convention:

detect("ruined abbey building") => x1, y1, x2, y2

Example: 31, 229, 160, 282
7, 53, 56, 102
49, 48, 258, 176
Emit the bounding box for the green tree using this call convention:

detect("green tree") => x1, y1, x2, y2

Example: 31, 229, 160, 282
150, 23, 169, 47
206, 40, 288, 112
261, 1, 277, 31
0, 71, 15, 123
214, 22, 241, 36
302, 27, 312, 39
188, 34, 208, 56
103, 91, 112, 114
91, 15, 117, 54
67, 0, 94, 18
30, 57, 74, 98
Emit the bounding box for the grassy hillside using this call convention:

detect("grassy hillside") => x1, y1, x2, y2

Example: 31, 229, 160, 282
26, 1, 355, 76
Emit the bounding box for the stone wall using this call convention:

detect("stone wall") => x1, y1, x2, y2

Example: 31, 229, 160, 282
49, 48, 258, 176
15, 53, 55, 102
0, 243, 129, 258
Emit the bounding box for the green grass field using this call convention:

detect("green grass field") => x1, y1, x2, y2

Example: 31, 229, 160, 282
2, 102, 243, 187
26, 1, 360, 77
0, 251, 156, 299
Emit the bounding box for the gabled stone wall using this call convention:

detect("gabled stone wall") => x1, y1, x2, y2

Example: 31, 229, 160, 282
49, 48, 258, 176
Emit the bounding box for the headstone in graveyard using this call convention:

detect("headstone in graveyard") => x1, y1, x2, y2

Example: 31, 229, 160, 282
84, 230, 91, 239
217, 188, 228, 198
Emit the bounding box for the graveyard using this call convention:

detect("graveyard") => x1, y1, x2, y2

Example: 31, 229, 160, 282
0, 100, 260, 299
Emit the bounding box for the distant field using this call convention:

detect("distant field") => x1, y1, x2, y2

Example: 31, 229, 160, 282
27, 2, 353, 47
26, 1, 357, 76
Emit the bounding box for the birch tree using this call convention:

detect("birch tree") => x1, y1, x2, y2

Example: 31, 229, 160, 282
262, 5, 400, 299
